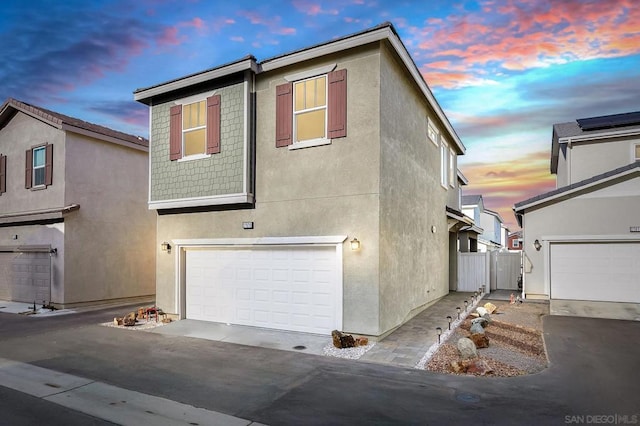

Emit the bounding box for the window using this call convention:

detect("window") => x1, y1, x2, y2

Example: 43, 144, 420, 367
513, 239, 520, 248
294, 75, 327, 142
169, 95, 220, 161
427, 118, 439, 146
449, 148, 455, 187
183, 100, 206, 156
276, 69, 347, 148
25, 144, 53, 189
635, 144, 640, 161
0, 154, 5, 195
440, 139, 448, 188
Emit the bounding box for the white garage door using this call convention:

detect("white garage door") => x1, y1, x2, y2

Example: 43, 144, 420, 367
0, 251, 51, 303
550, 242, 640, 303
185, 246, 341, 335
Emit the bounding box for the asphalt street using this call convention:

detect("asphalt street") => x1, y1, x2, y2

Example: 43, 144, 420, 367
0, 304, 638, 425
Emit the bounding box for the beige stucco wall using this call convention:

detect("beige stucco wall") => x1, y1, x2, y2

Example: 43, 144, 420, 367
378, 42, 452, 333
559, 135, 639, 185
62, 133, 155, 304
0, 111, 66, 214
522, 176, 640, 298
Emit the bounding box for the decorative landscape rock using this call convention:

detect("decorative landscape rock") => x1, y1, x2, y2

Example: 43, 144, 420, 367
331, 330, 356, 349
476, 306, 488, 317
466, 358, 493, 375
122, 312, 137, 326
471, 317, 489, 328
484, 302, 497, 314
470, 333, 490, 348
482, 313, 492, 323
355, 337, 369, 346
457, 337, 478, 360
470, 322, 485, 335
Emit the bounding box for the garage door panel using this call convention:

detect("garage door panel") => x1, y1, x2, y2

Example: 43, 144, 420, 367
551, 242, 640, 303
185, 246, 341, 335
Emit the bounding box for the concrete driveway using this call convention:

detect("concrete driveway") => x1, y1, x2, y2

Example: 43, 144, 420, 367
0, 305, 638, 425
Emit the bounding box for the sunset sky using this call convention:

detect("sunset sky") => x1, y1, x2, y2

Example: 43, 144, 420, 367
2, 0, 639, 230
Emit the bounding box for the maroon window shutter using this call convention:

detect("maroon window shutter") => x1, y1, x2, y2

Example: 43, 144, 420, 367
169, 105, 182, 160
45, 144, 53, 186
206, 95, 221, 154
275, 82, 293, 147
0, 154, 6, 194
25, 149, 32, 189
328, 69, 347, 139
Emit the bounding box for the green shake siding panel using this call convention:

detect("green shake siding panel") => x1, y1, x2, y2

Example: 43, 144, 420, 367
150, 83, 246, 202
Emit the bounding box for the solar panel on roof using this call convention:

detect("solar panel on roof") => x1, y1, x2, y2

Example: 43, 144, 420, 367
577, 111, 640, 131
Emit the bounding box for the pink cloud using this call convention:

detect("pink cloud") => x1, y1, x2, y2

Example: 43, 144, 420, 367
292, 0, 339, 16
410, 0, 640, 88
157, 26, 184, 46
237, 10, 296, 36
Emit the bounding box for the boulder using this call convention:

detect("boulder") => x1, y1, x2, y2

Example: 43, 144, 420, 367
331, 330, 356, 349
466, 359, 493, 375
457, 337, 478, 360
482, 313, 492, 323
471, 317, 489, 328
122, 312, 137, 326
470, 333, 489, 348
470, 322, 485, 335
450, 360, 466, 373
476, 306, 488, 317
483, 302, 497, 314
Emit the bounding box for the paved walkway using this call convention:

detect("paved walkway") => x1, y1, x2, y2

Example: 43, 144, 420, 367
359, 291, 479, 367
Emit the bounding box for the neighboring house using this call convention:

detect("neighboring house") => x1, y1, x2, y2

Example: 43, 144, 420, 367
514, 111, 640, 320
507, 231, 523, 251
133, 23, 467, 337
462, 195, 503, 252
0, 98, 155, 307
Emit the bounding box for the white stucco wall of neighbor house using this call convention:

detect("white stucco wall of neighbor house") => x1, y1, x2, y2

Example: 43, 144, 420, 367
522, 176, 640, 300
62, 133, 155, 305
378, 41, 452, 334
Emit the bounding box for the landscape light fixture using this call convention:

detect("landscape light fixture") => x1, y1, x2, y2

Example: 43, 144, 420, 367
534, 239, 542, 251
464, 300, 468, 311
456, 307, 461, 319
436, 327, 442, 344
350, 237, 361, 251
479, 286, 483, 295
447, 315, 452, 330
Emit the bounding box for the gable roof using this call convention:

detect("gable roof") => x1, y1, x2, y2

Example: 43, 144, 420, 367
133, 22, 465, 155
461, 194, 482, 206
484, 208, 504, 223
514, 161, 640, 219
0, 98, 148, 149
551, 111, 640, 173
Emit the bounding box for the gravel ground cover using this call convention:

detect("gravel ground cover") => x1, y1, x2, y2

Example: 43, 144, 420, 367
426, 301, 549, 377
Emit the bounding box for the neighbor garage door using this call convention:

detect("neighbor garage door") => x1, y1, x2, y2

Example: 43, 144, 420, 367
185, 246, 341, 335
0, 251, 51, 302
550, 242, 640, 303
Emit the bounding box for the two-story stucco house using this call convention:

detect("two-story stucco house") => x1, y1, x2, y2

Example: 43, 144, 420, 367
514, 111, 640, 320
0, 98, 155, 308
134, 23, 467, 338
461, 195, 504, 252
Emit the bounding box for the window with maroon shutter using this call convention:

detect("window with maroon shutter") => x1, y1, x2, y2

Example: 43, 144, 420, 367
206, 95, 221, 154
0, 154, 6, 195
25, 149, 32, 189
169, 105, 182, 160
45, 143, 53, 186
275, 83, 293, 147
328, 69, 347, 139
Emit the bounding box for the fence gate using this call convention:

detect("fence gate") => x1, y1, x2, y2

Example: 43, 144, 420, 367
457, 252, 490, 292
491, 251, 522, 290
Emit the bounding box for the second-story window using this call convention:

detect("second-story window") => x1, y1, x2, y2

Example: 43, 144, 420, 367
25, 144, 53, 189
635, 143, 639, 161
182, 100, 206, 157
33, 146, 46, 187
440, 139, 449, 188
294, 75, 327, 143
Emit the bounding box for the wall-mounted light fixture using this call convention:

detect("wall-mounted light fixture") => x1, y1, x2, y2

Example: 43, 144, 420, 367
350, 237, 360, 251
161, 242, 172, 253
533, 239, 542, 251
